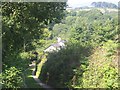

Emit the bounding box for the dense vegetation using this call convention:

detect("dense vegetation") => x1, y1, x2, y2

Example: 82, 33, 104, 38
1, 2, 66, 88
91, 2, 118, 8
39, 9, 119, 89
1, 2, 119, 89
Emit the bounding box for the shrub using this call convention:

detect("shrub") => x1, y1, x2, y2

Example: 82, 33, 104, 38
2, 67, 23, 88
39, 43, 92, 88
74, 47, 118, 88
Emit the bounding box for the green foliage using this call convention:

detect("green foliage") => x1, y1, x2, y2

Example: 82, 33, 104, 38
2, 67, 23, 88
3, 52, 29, 72
19, 52, 30, 60
38, 8, 118, 89
2, 2, 118, 88
2, 2, 66, 88
52, 8, 118, 47
2, 2, 66, 56
52, 23, 69, 39
102, 40, 118, 56
39, 43, 92, 88
79, 47, 118, 88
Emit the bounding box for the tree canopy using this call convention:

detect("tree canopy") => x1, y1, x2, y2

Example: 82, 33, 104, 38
2, 2, 66, 88
1, 2, 119, 89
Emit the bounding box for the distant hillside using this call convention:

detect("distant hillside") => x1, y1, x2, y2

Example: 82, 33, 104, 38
91, 2, 118, 8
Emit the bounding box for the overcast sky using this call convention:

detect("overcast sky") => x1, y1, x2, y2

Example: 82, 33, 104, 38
67, 0, 119, 8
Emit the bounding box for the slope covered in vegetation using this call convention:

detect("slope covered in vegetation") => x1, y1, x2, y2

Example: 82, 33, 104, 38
1, 2, 119, 89
39, 8, 119, 89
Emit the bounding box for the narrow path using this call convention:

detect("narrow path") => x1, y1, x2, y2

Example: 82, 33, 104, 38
30, 63, 55, 90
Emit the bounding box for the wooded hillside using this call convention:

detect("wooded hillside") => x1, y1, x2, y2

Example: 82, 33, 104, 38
1, 2, 119, 89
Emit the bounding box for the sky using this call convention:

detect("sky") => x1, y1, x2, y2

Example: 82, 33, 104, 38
67, 0, 119, 8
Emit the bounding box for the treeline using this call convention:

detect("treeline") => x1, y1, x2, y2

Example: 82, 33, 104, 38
91, 2, 118, 8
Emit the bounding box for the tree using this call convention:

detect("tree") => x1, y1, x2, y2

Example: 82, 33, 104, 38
52, 23, 68, 38
2, 2, 66, 57
2, 2, 67, 88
